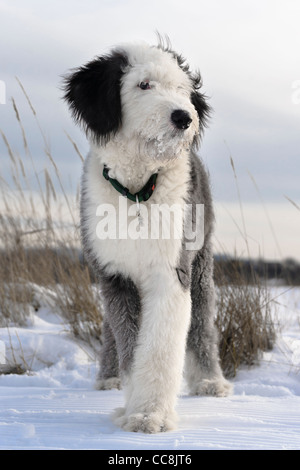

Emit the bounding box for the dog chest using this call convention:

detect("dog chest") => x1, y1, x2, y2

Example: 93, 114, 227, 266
81, 152, 190, 281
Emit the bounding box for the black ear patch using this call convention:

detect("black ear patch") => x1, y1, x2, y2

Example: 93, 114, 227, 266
191, 73, 211, 134
63, 51, 128, 143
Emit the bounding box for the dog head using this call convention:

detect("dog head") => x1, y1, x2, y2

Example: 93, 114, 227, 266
63, 40, 210, 161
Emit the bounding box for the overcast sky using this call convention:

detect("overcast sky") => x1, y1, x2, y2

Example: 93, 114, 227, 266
0, 0, 299, 260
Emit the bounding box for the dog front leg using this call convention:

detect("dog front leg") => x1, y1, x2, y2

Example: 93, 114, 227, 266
185, 245, 233, 397
114, 269, 191, 433
95, 318, 121, 390
96, 271, 141, 390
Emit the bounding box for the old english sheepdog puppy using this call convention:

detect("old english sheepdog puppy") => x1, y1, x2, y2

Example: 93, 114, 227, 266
63, 38, 232, 433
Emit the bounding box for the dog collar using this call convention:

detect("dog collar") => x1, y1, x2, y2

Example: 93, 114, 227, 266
103, 165, 158, 203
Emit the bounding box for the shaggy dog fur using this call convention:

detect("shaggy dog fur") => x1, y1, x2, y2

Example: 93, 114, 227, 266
63, 38, 232, 433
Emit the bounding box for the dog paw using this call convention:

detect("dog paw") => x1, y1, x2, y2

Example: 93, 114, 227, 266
94, 377, 121, 390
190, 376, 233, 397
113, 410, 177, 434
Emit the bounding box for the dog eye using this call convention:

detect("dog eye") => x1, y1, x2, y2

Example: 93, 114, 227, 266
138, 81, 151, 90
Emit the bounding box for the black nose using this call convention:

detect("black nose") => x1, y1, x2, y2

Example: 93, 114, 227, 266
171, 109, 192, 130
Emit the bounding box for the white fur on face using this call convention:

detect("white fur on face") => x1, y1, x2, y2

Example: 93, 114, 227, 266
116, 44, 199, 162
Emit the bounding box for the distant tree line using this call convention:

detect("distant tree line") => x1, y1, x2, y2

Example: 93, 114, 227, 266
214, 255, 300, 286
1, 246, 299, 286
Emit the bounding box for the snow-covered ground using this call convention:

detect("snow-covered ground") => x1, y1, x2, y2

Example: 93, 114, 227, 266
0, 286, 299, 450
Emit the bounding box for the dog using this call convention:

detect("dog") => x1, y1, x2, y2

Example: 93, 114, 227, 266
63, 37, 232, 433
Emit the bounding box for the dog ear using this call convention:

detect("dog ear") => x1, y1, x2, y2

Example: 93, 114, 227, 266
167, 49, 211, 134
191, 73, 211, 134
63, 51, 128, 143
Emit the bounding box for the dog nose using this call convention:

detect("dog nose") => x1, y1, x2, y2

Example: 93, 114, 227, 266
171, 109, 192, 130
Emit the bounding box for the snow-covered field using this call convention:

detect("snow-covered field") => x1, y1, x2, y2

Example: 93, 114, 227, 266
0, 286, 299, 450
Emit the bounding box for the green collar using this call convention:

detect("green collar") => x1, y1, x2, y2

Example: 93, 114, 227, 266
103, 166, 158, 203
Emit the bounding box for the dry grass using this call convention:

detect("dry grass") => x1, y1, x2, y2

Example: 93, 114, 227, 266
0, 82, 277, 376
214, 259, 276, 378
0, 84, 103, 346
213, 151, 277, 377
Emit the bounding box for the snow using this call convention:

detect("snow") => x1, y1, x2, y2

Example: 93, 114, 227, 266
0, 286, 299, 450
